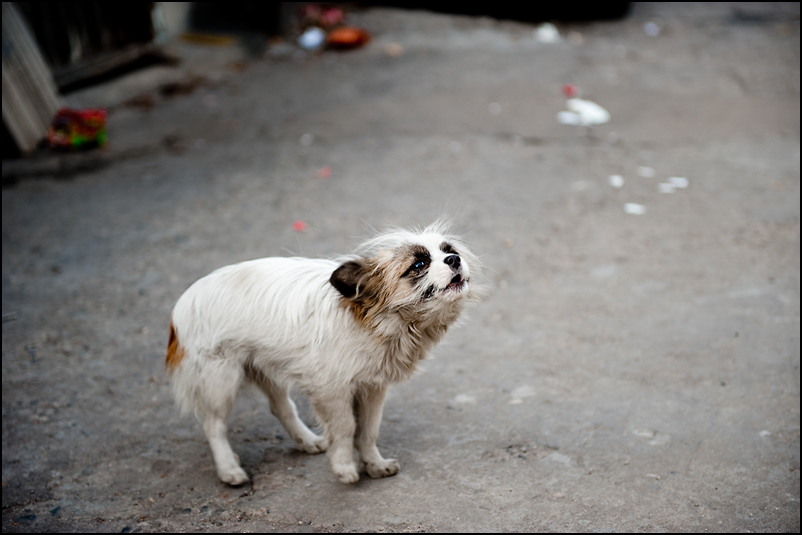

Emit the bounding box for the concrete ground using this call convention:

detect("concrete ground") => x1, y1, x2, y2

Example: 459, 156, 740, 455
2, 3, 799, 532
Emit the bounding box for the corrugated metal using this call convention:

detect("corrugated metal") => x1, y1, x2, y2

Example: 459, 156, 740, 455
2, 2, 63, 154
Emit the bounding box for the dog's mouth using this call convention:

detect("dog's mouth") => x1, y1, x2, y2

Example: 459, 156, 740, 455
443, 274, 466, 292
422, 275, 468, 300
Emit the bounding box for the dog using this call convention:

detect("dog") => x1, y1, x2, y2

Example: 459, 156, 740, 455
166, 222, 480, 484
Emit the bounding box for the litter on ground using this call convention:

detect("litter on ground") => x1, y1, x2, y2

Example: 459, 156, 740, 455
47, 108, 106, 150
327, 27, 371, 49
534, 23, 561, 44
644, 22, 661, 37
668, 176, 689, 188
624, 203, 647, 215
659, 183, 676, 193
557, 98, 610, 126
298, 27, 325, 50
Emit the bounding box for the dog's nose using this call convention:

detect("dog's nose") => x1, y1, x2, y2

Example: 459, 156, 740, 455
444, 254, 460, 271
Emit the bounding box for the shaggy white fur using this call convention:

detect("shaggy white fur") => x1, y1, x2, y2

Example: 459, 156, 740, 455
167, 223, 480, 484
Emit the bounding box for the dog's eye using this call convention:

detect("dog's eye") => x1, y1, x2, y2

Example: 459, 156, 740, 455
403, 249, 431, 277
405, 259, 427, 277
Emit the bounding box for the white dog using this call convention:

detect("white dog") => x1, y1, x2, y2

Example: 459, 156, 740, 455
166, 222, 480, 484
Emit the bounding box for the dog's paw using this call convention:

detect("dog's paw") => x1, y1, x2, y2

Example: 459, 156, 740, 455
218, 466, 249, 486
364, 458, 400, 479
333, 463, 360, 484
297, 434, 328, 454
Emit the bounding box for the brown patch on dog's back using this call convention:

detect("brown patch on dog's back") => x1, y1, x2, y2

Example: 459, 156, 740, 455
166, 320, 185, 371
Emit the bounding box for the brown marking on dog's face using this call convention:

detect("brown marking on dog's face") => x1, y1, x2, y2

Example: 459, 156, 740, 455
331, 244, 448, 328
166, 320, 185, 371
399, 245, 431, 278
330, 259, 371, 299
330, 258, 388, 326
440, 241, 457, 255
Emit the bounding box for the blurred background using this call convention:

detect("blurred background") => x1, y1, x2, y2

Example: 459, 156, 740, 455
2, 2, 799, 532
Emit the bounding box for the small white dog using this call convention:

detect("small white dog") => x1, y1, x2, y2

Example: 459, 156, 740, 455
166, 222, 480, 485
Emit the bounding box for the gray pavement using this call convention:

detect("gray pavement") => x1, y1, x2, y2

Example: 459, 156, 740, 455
2, 3, 799, 532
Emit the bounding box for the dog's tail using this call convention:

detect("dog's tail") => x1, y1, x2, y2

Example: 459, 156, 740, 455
166, 319, 185, 372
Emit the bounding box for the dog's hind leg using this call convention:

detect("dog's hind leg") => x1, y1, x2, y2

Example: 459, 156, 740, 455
197, 359, 249, 485
251, 373, 328, 454
203, 413, 249, 485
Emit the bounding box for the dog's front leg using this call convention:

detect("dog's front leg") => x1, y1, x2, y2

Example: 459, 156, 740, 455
312, 392, 359, 484
356, 385, 400, 478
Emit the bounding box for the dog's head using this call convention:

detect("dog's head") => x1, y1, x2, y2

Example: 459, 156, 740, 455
330, 222, 481, 329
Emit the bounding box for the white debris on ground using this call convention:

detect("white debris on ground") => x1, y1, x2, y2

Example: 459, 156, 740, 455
659, 182, 676, 193
557, 98, 611, 126
668, 176, 689, 188
534, 22, 561, 44
298, 27, 325, 50
624, 202, 647, 215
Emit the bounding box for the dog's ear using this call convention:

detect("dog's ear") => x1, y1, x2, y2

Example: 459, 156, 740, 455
330, 259, 371, 299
